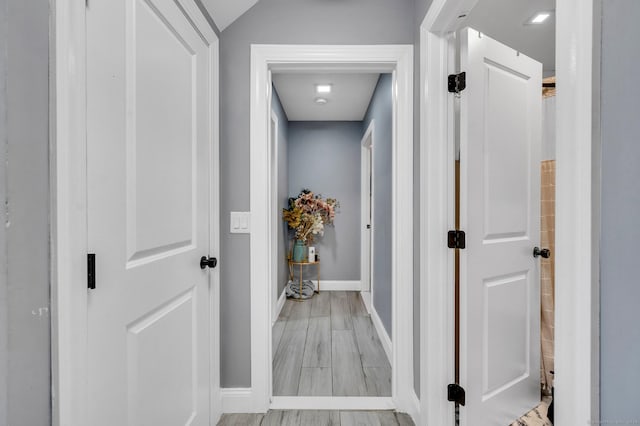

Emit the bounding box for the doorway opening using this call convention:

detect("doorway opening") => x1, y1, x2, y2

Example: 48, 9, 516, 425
420, 0, 598, 425
269, 71, 392, 401
249, 45, 415, 414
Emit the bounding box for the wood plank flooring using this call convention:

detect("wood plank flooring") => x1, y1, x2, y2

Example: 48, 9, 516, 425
217, 411, 415, 426
272, 291, 391, 397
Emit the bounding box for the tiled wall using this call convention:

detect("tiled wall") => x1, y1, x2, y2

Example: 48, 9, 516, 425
540, 160, 556, 391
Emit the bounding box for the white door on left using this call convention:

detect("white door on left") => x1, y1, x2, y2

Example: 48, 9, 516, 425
86, 0, 218, 424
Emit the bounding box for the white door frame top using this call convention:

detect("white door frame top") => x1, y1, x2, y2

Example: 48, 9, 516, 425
249, 44, 414, 413
420, 0, 600, 425
51, 1, 221, 425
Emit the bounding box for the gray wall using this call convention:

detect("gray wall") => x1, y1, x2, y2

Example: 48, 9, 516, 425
1, 0, 51, 424
600, 1, 640, 423
413, 0, 433, 397
219, 0, 416, 388
363, 74, 393, 339
0, 0, 8, 422
272, 88, 290, 297
287, 122, 362, 281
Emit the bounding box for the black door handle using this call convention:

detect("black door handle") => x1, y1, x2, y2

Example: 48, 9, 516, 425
533, 247, 551, 259
200, 256, 218, 269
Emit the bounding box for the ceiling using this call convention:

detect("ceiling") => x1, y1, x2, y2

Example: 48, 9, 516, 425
272, 73, 381, 121
201, 0, 259, 31
462, 0, 556, 75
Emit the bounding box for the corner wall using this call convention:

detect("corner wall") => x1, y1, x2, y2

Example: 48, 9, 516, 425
1, 0, 51, 424
600, 0, 640, 422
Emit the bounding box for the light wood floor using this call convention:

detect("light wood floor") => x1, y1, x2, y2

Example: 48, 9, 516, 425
272, 291, 391, 397
217, 411, 415, 426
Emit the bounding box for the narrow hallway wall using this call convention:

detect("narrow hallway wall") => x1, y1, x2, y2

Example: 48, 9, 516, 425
287, 121, 362, 282
218, 0, 416, 388
362, 74, 393, 339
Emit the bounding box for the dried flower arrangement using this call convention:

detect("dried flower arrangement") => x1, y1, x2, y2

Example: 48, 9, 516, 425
282, 189, 339, 244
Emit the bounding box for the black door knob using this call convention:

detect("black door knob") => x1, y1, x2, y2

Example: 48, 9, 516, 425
533, 247, 551, 259
200, 256, 218, 269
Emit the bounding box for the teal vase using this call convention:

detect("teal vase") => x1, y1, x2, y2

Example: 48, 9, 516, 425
293, 240, 306, 262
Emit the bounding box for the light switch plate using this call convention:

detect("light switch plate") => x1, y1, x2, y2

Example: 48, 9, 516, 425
230, 212, 251, 234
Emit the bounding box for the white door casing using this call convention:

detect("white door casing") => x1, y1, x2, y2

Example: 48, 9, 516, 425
86, 0, 219, 424
458, 28, 542, 425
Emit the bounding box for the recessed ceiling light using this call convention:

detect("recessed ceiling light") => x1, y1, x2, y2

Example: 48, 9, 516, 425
526, 11, 551, 25
316, 84, 332, 94
314, 97, 328, 105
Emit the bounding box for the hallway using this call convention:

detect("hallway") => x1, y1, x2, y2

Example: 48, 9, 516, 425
273, 291, 391, 397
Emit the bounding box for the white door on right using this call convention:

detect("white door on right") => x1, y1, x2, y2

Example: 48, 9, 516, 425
459, 28, 542, 426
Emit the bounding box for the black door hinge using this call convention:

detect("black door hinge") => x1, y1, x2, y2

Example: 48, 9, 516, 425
88, 253, 96, 290
448, 383, 466, 406
448, 72, 466, 93
448, 230, 466, 249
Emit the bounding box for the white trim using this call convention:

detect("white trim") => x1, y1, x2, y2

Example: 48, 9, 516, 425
360, 291, 372, 314
407, 390, 422, 426
311, 280, 362, 292
273, 288, 287, 325
250, 44, 414, 414
360, 121, 374, 295
270, 397, 395, 411
208, 36, 223, 425
370, 299, 393, 366
419, 0, 599, 424
555, 0, 600, 423
51, 1, 89, 425
52, 2, 220, 425
221, 388, 254, 414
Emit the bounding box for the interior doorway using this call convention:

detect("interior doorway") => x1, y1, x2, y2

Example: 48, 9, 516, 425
420, 0, 598, 425
248, 45, 416, 415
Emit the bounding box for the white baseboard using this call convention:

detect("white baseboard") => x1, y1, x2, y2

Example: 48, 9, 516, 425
406, 390, 421, 426
360, 291, 372, 314
310, 280, 361, 291
272, 288, 287, 324
221, 388, 254, 413
370, 302, 393, 365
270, 396, 394, 411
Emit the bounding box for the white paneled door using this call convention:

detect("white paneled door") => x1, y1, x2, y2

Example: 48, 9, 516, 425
459, 28, 542, 426
86, 0, 217, 425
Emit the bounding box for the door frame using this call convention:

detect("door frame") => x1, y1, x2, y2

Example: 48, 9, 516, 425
269, 109, 280, 323
419, 0, 600, 425
50, 1, 221, 425
360, 120, 374, 297
249, 44, 415, 414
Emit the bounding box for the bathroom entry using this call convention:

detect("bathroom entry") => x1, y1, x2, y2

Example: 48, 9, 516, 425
269, 72, 394, 399
452, 1, 557, 424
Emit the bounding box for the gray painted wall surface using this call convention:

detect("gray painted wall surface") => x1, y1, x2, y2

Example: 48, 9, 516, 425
271, 88, 290, 297
413, 0, 433, 397
0, 0, 8, 422
600, 1, 640, 423
287, 122, 362, 281
3, 0, 51, 424
219, 0, 415, 388
362, 74, 393, 339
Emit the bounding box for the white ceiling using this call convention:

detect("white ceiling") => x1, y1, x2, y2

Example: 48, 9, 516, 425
462, 0, 556, 75
272, 73, 381, 121
201, 0, 259, 31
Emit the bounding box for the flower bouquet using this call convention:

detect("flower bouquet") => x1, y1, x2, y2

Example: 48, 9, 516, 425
283, 189, 339, 246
